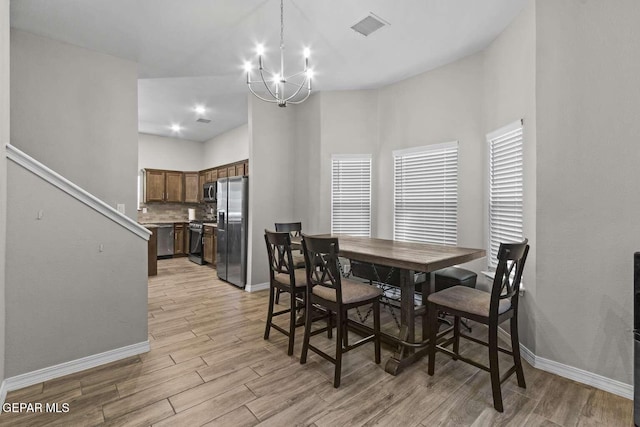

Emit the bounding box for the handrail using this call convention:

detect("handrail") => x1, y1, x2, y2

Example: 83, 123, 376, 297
5, 143, 151, 241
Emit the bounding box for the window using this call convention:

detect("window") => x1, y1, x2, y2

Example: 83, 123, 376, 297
331, 155, 372, 237
393, 142, 458, 245
487, 120, 523, 269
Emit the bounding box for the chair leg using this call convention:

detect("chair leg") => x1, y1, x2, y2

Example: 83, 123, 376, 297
334, 309, 343, 388
275, 288, 281, 304
287, 291, 296, 356
510, 317, 526, 388
452, 316, 460, 361
327, 309, 333, 339
488, 322, 504, 412
427, 303, 438, 376
373, 300, 381, 364
300, 295, 312, 364
264, 285, 275, 340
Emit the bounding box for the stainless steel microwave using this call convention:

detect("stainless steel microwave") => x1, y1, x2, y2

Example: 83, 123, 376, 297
203, 182, 217, 203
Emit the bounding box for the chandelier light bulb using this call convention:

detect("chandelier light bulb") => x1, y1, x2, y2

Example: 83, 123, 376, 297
256, 44, 265, 56
306, 69, 314, 79
243, 61, 252, 73
170, 124, 181, 132
194, 105, 206, 115
303, 47, 310, 58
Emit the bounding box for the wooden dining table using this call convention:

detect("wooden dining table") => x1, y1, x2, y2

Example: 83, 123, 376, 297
292, 234, 485, 375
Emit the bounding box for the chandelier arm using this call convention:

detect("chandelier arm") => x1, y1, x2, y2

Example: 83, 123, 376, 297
258, 68, 279, 100
286, 88, 312, 105
284, 70, 306, 80
247, 84, 279, 103
284, 78, 310, 102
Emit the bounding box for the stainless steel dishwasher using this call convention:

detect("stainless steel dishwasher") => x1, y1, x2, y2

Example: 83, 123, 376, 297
156, 224, 174, 257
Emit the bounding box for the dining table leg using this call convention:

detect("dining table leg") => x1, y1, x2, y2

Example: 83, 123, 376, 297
384, 268, 416, 375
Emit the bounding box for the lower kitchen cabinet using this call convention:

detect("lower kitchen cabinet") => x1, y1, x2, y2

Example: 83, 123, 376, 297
203, 225, 215, 266
174, 223, 185, 255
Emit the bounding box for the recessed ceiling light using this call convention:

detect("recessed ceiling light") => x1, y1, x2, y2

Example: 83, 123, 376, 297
170, 124, 181, 132
194, 105, 206, 115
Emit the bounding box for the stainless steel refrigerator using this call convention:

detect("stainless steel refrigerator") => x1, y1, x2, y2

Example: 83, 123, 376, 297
217, 176, 248, 288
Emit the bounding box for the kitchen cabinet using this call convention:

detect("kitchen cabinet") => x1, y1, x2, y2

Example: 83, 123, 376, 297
184, 172, 199, 203
174, 223, 185, 255
217, 168, 227, 179
199, 172, 206, 202
145, 170, 165, 202
235, 163, 245, 176
145, 169, 184, 203
243, 161, 249, 176
205, 169, 217, 183
203, 225, 215, 265
165, 171, 184, 202
227, 165, 236, 178
148, 226, 157, 276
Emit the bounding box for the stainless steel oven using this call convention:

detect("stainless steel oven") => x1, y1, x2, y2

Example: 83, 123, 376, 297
188, 221, 205, 265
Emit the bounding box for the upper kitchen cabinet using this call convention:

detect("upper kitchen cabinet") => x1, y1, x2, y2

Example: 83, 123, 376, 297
165, 171, 184, 202
144, 169, 184, 203
184, 172, 199, 203
145, 170, 165, 202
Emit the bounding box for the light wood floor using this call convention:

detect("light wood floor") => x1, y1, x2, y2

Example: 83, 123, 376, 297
0, 258, 632, 426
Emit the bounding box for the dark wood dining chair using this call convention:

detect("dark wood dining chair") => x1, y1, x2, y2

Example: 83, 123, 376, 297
300, 234, 382, 387
263, 230, 307, 356
274, 222, 304, 304
427, 239, 529, 412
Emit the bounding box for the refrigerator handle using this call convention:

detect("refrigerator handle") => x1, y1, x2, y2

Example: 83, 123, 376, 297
218, 212, 225, 229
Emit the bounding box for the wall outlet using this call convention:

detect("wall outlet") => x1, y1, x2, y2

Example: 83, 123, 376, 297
142, 207, 148, 214
117, 204, 125, 214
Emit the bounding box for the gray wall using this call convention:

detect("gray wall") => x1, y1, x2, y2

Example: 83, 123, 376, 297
377, 53, 485, 273
203, 124, 249, 169
247, 96, 296, 286
138, 133, 203, 172
0, 0, 9, 387
483, 0, 537, 351
6, 30, 147, 377
535, 0, 640, 384
11, 30, 138, 219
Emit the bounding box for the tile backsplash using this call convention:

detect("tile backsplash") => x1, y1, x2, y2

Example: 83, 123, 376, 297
138, 202, 216, 223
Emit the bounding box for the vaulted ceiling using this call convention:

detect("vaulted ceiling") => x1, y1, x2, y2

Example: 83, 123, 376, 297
10, 0, 527, 142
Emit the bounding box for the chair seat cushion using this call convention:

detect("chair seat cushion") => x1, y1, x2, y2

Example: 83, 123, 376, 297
312, 278, 383, 304
292, 253, 305, 269
274, 268, 307, 288
427, 286, 511, 318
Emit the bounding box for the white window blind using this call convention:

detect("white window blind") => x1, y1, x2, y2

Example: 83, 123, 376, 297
331, 155, 372, 237
393, 142, 458, 245
488, 121, 523, 269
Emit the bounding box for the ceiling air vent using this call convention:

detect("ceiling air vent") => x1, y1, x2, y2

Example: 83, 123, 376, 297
196, 118, 212, 124
350, 13, 389, 37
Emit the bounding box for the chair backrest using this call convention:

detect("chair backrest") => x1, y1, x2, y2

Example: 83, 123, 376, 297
275, 222, 302, 237
301, 234, 343, 302
264, 230, 295, 282
490, 239, 529, 315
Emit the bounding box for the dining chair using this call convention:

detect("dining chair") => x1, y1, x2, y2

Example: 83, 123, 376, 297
263, 230, 307, 356
427, 239, 529, 412
274, 222, 304, 304
300, 234, 382, 388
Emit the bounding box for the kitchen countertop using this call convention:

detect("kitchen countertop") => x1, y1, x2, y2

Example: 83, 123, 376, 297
203, 222, 217, 227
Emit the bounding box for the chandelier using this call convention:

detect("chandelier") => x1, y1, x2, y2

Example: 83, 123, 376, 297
244, 0, 313, 107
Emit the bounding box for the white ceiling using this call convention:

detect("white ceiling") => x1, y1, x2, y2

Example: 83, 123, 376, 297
10, 0, 527, 142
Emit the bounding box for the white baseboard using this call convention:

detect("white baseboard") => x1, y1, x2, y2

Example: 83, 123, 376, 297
0, 380, 7, 408
1, 340, 149, 400
245, 282, 269, 292
495, 327, 632, 400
